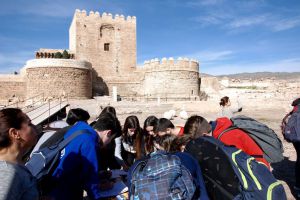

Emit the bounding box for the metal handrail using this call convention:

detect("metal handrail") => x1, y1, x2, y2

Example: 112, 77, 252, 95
3, 93, 45, 109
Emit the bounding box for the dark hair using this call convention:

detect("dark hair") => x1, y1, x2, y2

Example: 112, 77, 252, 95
220, 96, 229, 107
170, 135, 193, 152
153, 118, 175, 133
99, 106, 117, 118
93, 113, 121, 138
0, 108, 28, 148
123, 116, 143, 159
66, 108, 90, 125
184, 115, 211, 138
143, 116, 158, 154
154, 134, 177, 152
292, 98, 300, 107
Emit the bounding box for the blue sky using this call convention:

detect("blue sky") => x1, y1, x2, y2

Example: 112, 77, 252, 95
0, 0, 299, 75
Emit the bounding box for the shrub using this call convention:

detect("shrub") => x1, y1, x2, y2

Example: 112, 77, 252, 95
54, 52, 63, 58
62, 50, 70, 59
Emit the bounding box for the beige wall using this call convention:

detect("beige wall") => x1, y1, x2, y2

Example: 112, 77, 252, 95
141, 58, 200, 99
69, 10, 136, 81
25, 59, 92, 99
0, 75, 26, 105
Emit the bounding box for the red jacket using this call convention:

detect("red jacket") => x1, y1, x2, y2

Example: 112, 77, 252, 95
213, 117, 270, 168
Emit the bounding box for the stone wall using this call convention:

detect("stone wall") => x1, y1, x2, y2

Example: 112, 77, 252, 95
0, 75, 26, 105
200, 77, 220, 92
69, 9, 137, 91
24, 59, 92, 99
142, 58, 200, 99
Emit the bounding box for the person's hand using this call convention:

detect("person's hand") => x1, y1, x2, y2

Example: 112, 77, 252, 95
99, 180, 114, 191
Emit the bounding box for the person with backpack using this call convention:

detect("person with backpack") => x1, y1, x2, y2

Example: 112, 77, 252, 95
31, 108, 90, 153
0, 108, 39, 200
282, 97, 300, 198
27, 113, 120, 200
128, 133, 209, 200
212, 117, 270, 168
219, 96, 242, 118
185, 136, 287, 200
180, 115, 286, 200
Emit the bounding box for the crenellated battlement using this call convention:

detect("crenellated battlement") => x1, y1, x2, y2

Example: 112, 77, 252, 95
73, 9, 136, 24
142, 57, 199, 72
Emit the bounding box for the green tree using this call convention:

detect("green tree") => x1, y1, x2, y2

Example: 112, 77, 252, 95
62, 50, 70, 59
54, 52, 63, 58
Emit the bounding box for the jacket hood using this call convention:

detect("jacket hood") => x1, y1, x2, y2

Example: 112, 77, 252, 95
213, 117, 233, 138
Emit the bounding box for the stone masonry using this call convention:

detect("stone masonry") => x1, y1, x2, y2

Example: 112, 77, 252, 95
0, 9, 201, 104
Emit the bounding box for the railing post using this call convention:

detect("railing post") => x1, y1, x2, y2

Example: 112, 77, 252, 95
48, 100, 51, 123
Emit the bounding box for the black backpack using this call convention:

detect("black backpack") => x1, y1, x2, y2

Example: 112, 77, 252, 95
25, 130, 86, 194
185, 137, 286, 200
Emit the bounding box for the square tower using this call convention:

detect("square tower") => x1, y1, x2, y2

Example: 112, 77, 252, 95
69, 10, 137, 80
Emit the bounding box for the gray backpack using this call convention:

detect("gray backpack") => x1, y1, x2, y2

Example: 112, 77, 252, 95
229, 115, 284, 163
283, 108, 300, 143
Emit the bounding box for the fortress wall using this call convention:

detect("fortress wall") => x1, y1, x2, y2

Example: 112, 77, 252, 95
0, 75, 26, 105
24, 59, 92, 99
69, 9, 136, 79
142, 58, 200, 99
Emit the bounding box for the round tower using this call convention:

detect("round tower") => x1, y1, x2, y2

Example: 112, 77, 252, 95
24, 59, 92, 99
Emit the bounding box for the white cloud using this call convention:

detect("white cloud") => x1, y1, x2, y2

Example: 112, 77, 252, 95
228, 15, 268, 28
186, 50, 234, 63
272, 18, 300, 32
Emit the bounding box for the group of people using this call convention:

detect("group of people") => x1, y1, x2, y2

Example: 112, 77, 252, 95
0, 96, 298, 200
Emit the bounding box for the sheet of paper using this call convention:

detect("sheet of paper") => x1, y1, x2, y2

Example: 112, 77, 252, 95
99, 180, 128, 198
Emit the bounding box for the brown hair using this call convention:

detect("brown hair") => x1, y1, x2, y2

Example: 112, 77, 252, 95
0, 108, 28, 148
143, 116, 158, 154
169, 135, 193, 152
220, 96, 230, 107
153, 118, 175, 133
154, 134, 177, 152
123, 116, 143, 159
184, 115, 211, 139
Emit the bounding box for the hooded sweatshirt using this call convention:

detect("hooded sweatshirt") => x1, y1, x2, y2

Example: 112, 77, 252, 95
213, 117, 270, 168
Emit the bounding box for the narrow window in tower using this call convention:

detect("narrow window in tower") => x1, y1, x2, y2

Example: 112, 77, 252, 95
104, 43, 110, 51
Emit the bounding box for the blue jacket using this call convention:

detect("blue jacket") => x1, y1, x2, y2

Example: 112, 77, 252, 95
50, 121, 101, 200
128, 151, 209, 200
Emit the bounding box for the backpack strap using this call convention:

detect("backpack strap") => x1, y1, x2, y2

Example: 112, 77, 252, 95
57, 129, 88, 151
217, 126, 237, 140
217, 128, 264, 159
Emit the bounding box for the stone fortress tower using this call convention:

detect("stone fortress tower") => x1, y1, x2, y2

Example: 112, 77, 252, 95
0, 9, 201, 103
69, 10, 137, 95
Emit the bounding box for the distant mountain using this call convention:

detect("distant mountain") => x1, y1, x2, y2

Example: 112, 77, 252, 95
217, 72, 300, 80
200, 73, 214, 77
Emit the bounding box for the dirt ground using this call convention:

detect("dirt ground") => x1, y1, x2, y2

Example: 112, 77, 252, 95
70, 98, 298, 199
